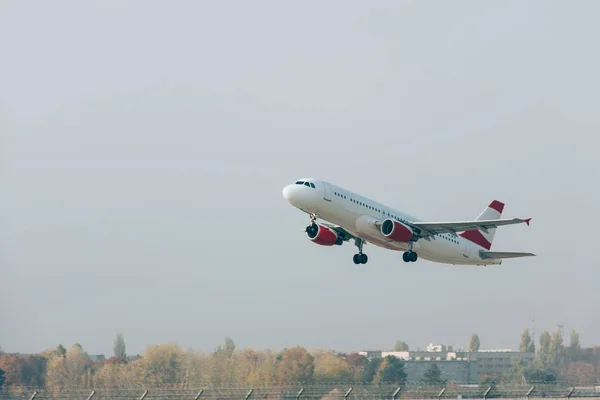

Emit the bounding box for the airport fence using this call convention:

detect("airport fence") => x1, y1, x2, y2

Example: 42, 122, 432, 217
1, 383, 600, 400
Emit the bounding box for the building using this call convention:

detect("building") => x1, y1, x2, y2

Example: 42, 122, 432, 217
358, 345, 534, 383
468, 349, 535, 379
403, 360, 477, 383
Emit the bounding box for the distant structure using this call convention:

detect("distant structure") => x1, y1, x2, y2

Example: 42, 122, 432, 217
359, 344, 534, 383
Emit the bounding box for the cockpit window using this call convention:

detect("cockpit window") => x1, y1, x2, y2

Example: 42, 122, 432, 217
295, 181, 315, 188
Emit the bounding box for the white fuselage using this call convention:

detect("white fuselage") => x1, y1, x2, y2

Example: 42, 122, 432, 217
282, 178, 501, 266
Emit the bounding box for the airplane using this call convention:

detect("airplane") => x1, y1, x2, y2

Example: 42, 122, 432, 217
282, 178, 535, 266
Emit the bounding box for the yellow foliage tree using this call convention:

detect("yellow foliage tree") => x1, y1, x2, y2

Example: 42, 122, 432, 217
275, 346, 314, 383
313, 352, 350, 383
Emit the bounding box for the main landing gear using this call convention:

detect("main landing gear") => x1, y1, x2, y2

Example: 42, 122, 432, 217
402, 242, 418, 262
353, 238, 368, 264
403, 251, 418, 262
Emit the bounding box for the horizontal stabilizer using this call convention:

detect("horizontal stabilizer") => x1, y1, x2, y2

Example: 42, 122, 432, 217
480, 251, 536, 259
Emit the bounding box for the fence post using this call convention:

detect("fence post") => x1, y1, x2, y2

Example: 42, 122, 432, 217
344, 388, 353, 400
392, 387, 402, 400
140, 389, 148, 400
87, 390, 96, 400
483, 387, 492, 400
245, 389, 254, 400
566, 388, 575, 399
29, 391, 38, 400
296, 388, 304, 400
437, 387, 446, 400
195, 389, 204, 400
526, 386, 535, 400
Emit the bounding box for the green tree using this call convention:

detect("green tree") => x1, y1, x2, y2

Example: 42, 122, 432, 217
374, 356, 407, 384
536, 331, 552, 368
361, 358, 382, 383
550, 329, 564, 369
214, 337, 236, 358
525, 367, 556, 384
0, 367, 5, 390
469, 333, 480, 352
503, 357, 528, 384
394, 341, 409, 351
113, 333, 126, 359
520, 329, 535, 353
569, 330, 581, 362
422, 363, 445, 385
53, 345, 67, 358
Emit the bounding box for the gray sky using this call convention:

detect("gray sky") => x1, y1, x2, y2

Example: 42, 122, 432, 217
1, 0, 598, 356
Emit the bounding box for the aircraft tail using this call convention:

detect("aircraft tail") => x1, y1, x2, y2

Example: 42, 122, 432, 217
459, 200, 504, 250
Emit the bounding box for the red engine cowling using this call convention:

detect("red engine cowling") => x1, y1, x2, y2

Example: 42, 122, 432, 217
381, 219, 414, 243
306, 223, 341, 246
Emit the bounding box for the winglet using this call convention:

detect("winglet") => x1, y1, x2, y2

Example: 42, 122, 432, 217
524, 218, 531, 226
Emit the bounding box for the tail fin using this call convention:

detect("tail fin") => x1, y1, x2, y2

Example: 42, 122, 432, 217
459, 200, 504, 250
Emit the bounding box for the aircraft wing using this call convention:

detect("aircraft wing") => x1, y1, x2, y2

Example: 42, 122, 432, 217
319, 222, 358, 242
407, 218, 531, 237
480, 251, 536, 259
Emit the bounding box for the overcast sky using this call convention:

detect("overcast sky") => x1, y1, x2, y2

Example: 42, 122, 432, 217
1, 0, 598, 356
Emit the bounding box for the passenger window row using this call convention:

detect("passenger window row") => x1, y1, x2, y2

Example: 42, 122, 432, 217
334, 191, 408, 224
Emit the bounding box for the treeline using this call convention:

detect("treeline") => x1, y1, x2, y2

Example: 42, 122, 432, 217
466, 328, 600, 385
0, 328, 599, 391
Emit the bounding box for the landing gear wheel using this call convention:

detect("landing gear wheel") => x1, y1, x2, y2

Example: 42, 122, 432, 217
353, 253, 368, 264
403, 251, 418, 262
352, 238, 368, 264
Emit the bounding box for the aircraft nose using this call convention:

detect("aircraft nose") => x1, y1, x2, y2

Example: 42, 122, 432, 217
282, 184, 295, 203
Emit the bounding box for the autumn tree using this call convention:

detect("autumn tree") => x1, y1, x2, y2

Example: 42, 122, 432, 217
394, 341, 409, 351
423, 363, 445, 385
373, 356, 407, 385
94, 359, 140, 389
46, 344, 93, 389
520, 329, 535, 353
232, 349, 276, 386
139, 343, 184, 387
113, 333, 126, 360
344, 353, 368, 381
469, 333, 480, 352
567, 362, 596, 385
276, 346, 314, 383
313, 352, 350, 382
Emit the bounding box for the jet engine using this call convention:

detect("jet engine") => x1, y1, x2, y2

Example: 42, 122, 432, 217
381, 219, 415, 243
306, 223, 343, 246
